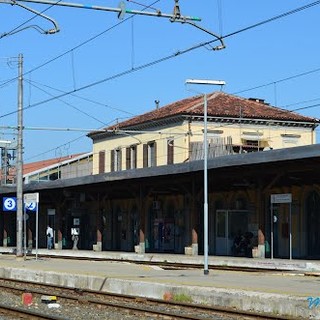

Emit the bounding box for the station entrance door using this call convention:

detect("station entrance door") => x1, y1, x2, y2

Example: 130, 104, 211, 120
215, 210, 248, 256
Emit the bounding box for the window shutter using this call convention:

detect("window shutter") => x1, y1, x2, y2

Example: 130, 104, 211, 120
143, 144, 148, 168
126, 147, 130, 170
98, 151, 105, 174
167, 140, 174, 165
110, 150, 115, 172
119, 149, 122, 171
134, 147, 137, 169
153, 141, 157, 167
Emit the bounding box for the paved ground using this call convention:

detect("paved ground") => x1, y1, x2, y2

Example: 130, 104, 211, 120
0, 249, 319, 319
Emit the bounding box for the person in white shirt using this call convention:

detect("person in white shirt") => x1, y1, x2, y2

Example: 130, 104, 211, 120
46, 225, 53, 249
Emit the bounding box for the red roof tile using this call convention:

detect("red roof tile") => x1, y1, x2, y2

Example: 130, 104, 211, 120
103, 92, 318, 131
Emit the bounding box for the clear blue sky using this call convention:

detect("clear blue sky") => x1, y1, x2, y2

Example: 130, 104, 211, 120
1, 0, 320, 162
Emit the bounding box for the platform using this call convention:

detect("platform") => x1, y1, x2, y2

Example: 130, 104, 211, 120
0, 248, 319, 319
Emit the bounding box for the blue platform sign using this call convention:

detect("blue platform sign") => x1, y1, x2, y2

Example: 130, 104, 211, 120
3, 197, 17, 211
25, 202, 37, 211
23, 193, 39, 212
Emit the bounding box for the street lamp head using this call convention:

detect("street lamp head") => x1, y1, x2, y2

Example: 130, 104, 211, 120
185, 79, 226, 86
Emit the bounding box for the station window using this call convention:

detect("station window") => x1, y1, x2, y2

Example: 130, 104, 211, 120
167, 139, 174, 165
98, 150, 105, 174
126, 145, 137, 170
143, 141, 157, 168
111, 148, 122, 172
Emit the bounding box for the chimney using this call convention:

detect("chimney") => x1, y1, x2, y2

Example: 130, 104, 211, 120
248, 97, 265, 104
155, 100, 160, 109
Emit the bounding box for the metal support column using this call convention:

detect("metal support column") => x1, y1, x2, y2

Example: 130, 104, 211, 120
16, 53, 24, 257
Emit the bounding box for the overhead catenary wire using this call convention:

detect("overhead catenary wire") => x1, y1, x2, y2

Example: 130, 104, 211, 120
25, 119, 313, 174
131, 15, 135, 70
71, 49, 76, 91
282, 97, 320, 109
2, 0, 316, 91
14, 0, 201, 22
25, 79, 110, 126
2, 1, 320, 161
6, 80, 320, 161
23, 108, 319, 163
0, 0, 161, 90
217, 0, 223, 36
26, 78, 136, 117
0, 0, 60, 37
30, 0, 320, 73
233, 67, 320, 96
0, 0, 318, 117
2, 0, 318, 119
25, 78, 193, 139
22, 95, 320, 163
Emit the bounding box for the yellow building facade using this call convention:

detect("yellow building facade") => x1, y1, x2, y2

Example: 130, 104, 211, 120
89, 92, 317, 175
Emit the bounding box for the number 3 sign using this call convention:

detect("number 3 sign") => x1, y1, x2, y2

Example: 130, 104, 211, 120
3, 197, 17, 211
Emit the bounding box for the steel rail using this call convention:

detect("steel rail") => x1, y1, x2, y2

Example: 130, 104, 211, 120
0, 301, 66, 319
0, 278, 296, 320
22, 253, 299, 274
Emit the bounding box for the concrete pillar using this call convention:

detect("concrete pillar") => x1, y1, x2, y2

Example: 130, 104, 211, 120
3, 229, 8, 247
55, 208, 63, 250
191, 176, 199, 255
28, 228, 32, 251
94, 209, 102, 251
138, 185, 146, 254
191, 228, 198, 255
185, 179, 198, 256
257, 183, 266, 258
258, 228, 266, 258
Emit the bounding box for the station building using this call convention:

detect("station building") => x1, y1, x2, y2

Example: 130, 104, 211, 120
1, 92, 319, 259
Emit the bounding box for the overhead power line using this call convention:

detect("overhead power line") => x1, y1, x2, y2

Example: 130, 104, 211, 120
1, 1, 320, 120
234, 67, 320, 95
1, 0, 161, 83
10, 0, 225, 49
0, 0, 60, 37
223, 0, 320, 40
2, 0, 318, 96
16, 0, 200, 20
27, 79, 136, 117
2, 1, 320, 161
26, 79, 110, 126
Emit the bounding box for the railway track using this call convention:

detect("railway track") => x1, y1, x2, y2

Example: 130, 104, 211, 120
0, 278, 294, 320
18, 252, 301, 274
0, 302, 66, 319
2, 252, 306, 275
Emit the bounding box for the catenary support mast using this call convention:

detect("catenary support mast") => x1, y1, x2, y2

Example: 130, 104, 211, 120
16, 53, 24, 258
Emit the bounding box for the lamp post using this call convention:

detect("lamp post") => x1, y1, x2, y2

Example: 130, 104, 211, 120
185, 79, 226, 275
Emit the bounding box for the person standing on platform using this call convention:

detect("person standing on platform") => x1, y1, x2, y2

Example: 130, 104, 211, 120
71, 228, 79, 250
46, 225, 53, 249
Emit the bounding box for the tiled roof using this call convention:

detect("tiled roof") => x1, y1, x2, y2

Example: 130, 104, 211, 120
0, 153, 89, 184
23, 153, 86, 175
104, 92, 318, 131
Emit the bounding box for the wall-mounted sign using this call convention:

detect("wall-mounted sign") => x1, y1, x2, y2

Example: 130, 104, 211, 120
271, 193, 292, 204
